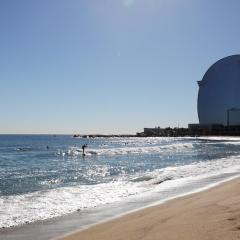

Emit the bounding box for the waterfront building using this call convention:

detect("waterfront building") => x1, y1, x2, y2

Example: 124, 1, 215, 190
198, 55, 240, 127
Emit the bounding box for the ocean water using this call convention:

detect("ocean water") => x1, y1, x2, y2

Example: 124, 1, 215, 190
1, 135, 240, 232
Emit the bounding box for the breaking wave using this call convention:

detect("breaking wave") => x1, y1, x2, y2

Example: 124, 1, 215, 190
57, 142, 194, 157
1, 153, 240, 229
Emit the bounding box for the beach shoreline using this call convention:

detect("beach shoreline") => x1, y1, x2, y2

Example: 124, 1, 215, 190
2, 136, 240, 240
56, 177, 240, 240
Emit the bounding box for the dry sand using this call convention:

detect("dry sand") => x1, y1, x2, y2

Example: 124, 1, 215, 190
58, 178, 240, 240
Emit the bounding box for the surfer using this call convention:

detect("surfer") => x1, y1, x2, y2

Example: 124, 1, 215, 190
82, 144, 87, 155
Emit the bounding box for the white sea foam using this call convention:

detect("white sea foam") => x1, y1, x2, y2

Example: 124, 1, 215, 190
196, 136, 240, 141
57, 142, 194, 157
2, 136, 240, 229
0, 181, 145, 228
1, 152, 240, 229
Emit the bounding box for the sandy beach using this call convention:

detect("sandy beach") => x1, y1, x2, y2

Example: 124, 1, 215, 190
57, 178, 240, 240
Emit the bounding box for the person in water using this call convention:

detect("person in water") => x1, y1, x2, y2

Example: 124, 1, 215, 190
82, 144, 87, 155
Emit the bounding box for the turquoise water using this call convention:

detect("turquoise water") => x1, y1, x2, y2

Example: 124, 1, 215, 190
1, 135, 240, 229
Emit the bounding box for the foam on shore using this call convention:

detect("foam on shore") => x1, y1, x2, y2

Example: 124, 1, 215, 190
56, 176, 240, 240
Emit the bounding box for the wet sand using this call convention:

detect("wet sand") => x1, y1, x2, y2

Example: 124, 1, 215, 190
57, 177, 240, 240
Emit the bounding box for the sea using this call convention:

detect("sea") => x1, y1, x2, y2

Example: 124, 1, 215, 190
1, 135, 240, 239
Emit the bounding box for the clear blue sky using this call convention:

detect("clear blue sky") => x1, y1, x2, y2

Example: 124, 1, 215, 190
1, 0, 240, 134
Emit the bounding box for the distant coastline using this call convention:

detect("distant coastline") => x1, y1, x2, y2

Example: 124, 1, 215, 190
73, 124, 240, 138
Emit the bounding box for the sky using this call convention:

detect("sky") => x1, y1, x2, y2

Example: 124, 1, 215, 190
1, 0, 240, 134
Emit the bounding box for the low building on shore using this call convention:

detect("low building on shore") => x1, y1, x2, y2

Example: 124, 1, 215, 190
137, 127, 189, 137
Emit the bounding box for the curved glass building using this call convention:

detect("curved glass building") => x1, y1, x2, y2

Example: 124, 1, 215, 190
198, 55, 240, 126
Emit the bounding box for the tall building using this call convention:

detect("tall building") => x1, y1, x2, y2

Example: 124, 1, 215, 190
198, 55, 240, 126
